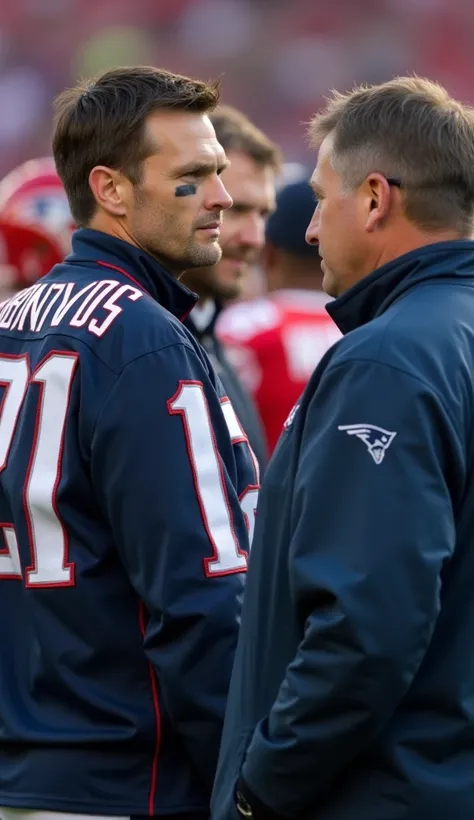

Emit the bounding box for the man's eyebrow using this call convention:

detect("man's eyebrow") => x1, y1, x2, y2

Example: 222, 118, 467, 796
231, 199, 275, 215
171, 158, 230, 178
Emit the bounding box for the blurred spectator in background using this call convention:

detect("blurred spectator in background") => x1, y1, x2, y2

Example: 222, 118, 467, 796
183, 106, 281, 471
217, 180, 341, 453
0, 0, 472, 184
234, 161, 311, 302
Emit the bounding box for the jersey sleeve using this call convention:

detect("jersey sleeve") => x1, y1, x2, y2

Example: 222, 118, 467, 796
90, 343, 248, 796
239, 358, 463, 819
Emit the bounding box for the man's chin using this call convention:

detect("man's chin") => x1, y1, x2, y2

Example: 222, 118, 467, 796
184, 244, 223, 270
321, 261, 338, 298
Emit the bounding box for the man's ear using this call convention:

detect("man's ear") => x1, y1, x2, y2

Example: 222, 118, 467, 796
88, 166, 128, 218
363, 173, 393, 232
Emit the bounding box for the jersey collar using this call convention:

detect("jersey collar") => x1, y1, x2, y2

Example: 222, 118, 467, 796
68, 228, 198, 321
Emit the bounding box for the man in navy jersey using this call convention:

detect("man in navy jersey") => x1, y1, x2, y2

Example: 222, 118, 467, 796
0, 66, 258, 820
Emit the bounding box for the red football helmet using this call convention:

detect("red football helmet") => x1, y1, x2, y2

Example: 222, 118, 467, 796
0, 158, 74, 252
0, 218, 64, 298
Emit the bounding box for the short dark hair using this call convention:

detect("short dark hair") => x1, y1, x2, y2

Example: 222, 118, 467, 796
210, 105, 282, 172
308, 76, 474, 235
52, 65, 221, 226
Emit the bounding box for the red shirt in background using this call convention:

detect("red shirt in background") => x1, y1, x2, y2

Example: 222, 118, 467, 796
217, 289, 341, 452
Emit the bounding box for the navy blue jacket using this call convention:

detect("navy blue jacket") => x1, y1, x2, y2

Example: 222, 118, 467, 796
211, 241, 474, 820
0, 229, 257, 817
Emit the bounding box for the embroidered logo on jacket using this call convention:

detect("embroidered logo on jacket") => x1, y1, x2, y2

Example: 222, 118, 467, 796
337, 424, 397, 464
283, 402, 300, 430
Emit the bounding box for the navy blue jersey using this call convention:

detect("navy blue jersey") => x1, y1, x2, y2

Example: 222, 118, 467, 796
212, 241, 474, 820
185, 306, 268, 474
0, 229, 257, 817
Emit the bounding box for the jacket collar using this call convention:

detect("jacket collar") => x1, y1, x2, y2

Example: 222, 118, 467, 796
68, 228, 198, 321
326, 240, 474, 335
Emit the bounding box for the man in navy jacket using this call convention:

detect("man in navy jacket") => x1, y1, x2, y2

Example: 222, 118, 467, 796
212, 78, 474, 820
0, 67, 259, 819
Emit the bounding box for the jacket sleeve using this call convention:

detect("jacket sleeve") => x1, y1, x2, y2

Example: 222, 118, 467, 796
90, 343, 248, 796
240, 358, 465, 819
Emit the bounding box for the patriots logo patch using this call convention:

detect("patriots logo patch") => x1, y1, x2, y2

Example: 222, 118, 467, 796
337, 424, 397, 464
283, 402, 300, 430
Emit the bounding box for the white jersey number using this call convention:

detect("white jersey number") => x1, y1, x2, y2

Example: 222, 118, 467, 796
0, 352, 77, 586
168, 381, 259, 577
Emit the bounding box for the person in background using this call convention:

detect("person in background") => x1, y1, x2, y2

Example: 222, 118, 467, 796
217, 179, 340, 453
182, 106, 281, 471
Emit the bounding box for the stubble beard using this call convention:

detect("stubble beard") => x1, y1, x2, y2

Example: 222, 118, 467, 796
180, 236, 223, 271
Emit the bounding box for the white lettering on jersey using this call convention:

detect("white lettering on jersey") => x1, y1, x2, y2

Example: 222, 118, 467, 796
34, 284, 69, 332
9, 285, 51, 332
220, 396, 260, 548
69, 280, 119, 328
0, 280, 143, 338
51, 281, 106, 327
0, 286, 40, 330
89, 284, 144, 337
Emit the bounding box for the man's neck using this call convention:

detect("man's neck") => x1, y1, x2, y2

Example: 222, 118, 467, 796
372, 226, 464, 273
87, 216, 183, 278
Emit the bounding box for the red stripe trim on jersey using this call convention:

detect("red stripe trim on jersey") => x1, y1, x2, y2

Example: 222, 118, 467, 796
179, 303, 195, 324
139, 601, 161, 815
97, 258, 194, 323
96, 260, 152, 297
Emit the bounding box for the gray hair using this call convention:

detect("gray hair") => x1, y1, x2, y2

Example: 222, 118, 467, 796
308, 76, 474, 235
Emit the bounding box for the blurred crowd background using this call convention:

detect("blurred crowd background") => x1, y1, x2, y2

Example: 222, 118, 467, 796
0, 0, 473, 456
0, 0, 473, 179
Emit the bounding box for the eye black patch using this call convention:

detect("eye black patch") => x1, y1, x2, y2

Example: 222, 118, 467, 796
175, 184, 197, 197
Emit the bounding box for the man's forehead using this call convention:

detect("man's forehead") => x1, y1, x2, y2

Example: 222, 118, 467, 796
223, 152, 276, 203
145, 110, 226, 165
